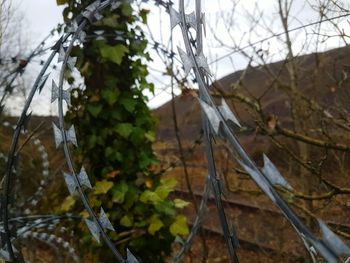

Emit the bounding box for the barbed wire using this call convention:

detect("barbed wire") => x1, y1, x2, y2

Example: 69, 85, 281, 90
0, 121, 52, 214
0, 213, 79, 261
208, 11, 350, 65
1, 1, 140, 262
170, 0, 350, 262
0, 28, 60, 116
171, 1, 240, 262
1, 0, 350, 262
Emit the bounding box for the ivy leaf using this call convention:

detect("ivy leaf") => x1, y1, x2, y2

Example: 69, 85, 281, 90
60, 196, 76, 212
140, 190, 162, 204
145, 131, 155, 142
155, 186, 173, 200
155, 201, 176, 216
121, 4, 132, 16
56, 0, 69, 5
102, 89, 119, 106
174, 199, 190, 209
80, 210, 89, 219
120, 97, 137, 113
100, 44, 129, 65
154, 178, 177, 199
170, 215, 189, 236
94, 180, 113, 195
112, 181, 128, 203
161, 178, 177, 189
120, 215, 133, 227
115, 123, 133, 138
87, 105, 103, 117
148, 215, 164, 235
139, 9, 150, 24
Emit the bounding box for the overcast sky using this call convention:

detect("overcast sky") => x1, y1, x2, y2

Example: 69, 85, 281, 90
5, 0, 350, 115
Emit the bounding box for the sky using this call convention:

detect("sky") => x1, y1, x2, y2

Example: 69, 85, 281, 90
5, 0, 350, 115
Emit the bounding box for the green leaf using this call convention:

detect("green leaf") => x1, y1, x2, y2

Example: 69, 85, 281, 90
94, 180, 113, 195
115, 123, 133, 138
145, 131, 155, 142
112, 181, 129, 203
139, 9, 150, 24
101, 15, 118, 27
148, 215, 164, 235
88, 134, 97, 148
87, 105, 103, 117
56, 0, 69, 5
155, 201, 176, 216
155, 186, 172, 200
174, 199, 190, 209
60, 196, 76, 212
120, 97, 137, 113
161, 178, 177, 189
121, 4, 132, 16
102, 89, 119, 106
123, 186, 139, 210
154, 178, 177, 199
140, 190, 161, 204
100, 44, 129, 65
120, 215, 133, 227
170, 215, 189, 236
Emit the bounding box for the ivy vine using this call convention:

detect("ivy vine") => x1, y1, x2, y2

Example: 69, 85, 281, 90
56, 1, 189, 262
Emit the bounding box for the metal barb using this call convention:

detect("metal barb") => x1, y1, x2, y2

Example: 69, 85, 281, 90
238, 161, 276, 204
217, 99, 241, 128
318, 219, 350, 257
99, 208, 115, 232
0, 248, 10, 261
67, 57, 77, 71
198, 99, 221, 135
63, 172, 77, 195
66, 126, 78, 147
52, 123, 77, 148
78, 167, 92, 189
82, 1, 103, 23
51, 80, 72, 105
169, 7, 181, 29
84, 219, 100, 243
177, 46, 193, 76
127, 248, 139, 263
38, 73, 50, 94
58, 46, 66, 63
261, 154, 293, 190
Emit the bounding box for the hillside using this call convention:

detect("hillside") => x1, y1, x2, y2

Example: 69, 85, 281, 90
154, 45, 350, 141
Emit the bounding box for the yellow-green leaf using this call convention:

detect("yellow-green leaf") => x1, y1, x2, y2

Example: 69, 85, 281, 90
94, 180, 113, 195
155, 186, 172, 200
148, 215, 164, 235
56, 0, 69, 5
170, 215, 189, 236
60, 196, 76, 212
154, 178, 177, 199
115, 123, 133, 138
160, 178, 177, 189
140, 190, 162, 204
100, 44, 129, 65
145, 131, 155, 142
80, 210, 89, 219
174, 199, 190, 209
120, 215, 133, 227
